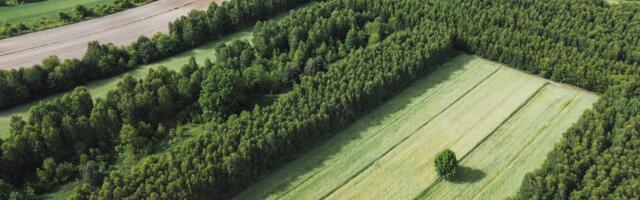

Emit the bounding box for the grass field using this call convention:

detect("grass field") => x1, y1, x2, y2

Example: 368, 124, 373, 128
233, 54, 599, 200
0, 0, 117, 24
606, 0, 640, 5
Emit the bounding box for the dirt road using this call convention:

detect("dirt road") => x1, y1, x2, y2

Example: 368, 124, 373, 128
0, 0, 220, 69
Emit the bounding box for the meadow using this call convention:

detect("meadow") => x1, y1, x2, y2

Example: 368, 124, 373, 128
233, 54, 598, 200
0, 0, 116, 24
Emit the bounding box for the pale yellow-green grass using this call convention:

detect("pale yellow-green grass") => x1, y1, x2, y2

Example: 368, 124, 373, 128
0, 0, 116, 24
234, 54, 598, 200
327, 66, 547, 200
234, 54, 500, 200
0, 30, 252, 139
417, 83, 598, 200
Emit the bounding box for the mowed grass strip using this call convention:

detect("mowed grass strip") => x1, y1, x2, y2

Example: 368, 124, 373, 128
233, 54, 500, 200
0, 0, 116, 24
325, 65, 547, 200
417, 83, 599, 200
0, 30, 252, 139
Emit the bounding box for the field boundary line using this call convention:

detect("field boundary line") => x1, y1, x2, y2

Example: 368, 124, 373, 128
412, 81, 549, 200
272, 57, 474, 199
319, 66, 503, 200
468, 90, 579, 200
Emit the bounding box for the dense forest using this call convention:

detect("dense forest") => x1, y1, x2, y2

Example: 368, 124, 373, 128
1, 0, 640, 199
0, 0, 312, 110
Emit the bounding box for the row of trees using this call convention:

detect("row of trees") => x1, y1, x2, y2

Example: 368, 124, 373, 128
0, 0, 315, 110
5, 0, 640, 198
407, 0, 640, 198
47, 0, 452, 198
0, 0, 373, 196
86, 24, 452, 199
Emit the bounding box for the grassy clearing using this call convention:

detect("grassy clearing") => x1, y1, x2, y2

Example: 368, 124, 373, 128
0, 0, 116, 24
327, 66, 547, 200
234, 54, 499, 199
0, 30, 252, 139
416, 83, 599, 200
233, 54, 598, 200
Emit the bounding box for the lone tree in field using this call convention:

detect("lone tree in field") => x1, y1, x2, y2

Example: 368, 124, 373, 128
435, 149, 458, 180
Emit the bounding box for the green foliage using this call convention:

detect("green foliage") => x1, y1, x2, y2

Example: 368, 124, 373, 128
0, 0, 315, 111
36, 158, 76, 185
2, 0, 640, 198
199, 65, 245, 120
80, 161, 104, 187
0, 179, 13, 199
435, 149, 458, 180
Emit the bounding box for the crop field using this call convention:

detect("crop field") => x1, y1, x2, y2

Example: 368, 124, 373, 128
0, 0, 116, 24
233, 54, 599, 200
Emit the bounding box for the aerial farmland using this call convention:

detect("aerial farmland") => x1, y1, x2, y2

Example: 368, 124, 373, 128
0, 0, 638, 199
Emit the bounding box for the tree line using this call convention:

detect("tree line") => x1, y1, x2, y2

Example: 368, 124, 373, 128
86, 23, 453, 200
73, 0, 452, 199
85, 0, 640, 198
0, 0, 373, 197
411, 0, 640, 198
0, 0, 314, 110
3, 0, 640, 199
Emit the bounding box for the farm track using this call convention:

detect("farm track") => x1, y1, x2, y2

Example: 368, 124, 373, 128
0, 0, 221, 69
233, 54, 598, 200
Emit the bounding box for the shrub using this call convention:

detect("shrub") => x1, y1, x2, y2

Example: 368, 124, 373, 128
435, 149, 458, 180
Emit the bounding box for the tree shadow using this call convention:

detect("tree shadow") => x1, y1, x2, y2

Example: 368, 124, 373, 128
450, 166, 486, 183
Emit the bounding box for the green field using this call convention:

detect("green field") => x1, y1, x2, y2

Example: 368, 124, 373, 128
233, 54, 599, 200
0, 0, 117, 24
606, 0, 640, 5
0, 30, 252, 139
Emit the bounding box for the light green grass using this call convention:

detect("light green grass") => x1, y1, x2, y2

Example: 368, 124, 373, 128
0, 30, 252, 139
0, 0, 116, 24
233, 54, 598, 200
606, 0, 640, 5
39, 181, 80, 200
328, 65, 547, 200
234, 54, 500, 200
416, 83, 599, 200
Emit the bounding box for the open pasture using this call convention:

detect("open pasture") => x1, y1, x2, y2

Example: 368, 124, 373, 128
233, 54, 599, 200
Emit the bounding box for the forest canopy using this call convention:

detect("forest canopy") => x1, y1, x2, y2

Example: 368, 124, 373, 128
0, 0, 639, 199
